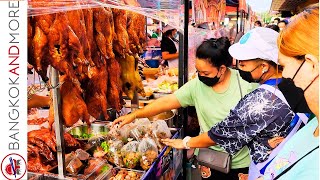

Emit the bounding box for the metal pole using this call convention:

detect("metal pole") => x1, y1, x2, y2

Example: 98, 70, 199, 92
236, 6, 239, 33
50, 67, 66, 179
131, 91, 139, 112
179, 0, 189, 179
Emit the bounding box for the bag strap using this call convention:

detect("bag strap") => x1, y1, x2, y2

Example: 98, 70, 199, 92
259, 84, 308, 124
273, 146, 319, 180
236, 72, 243, 98
254, 84, 308, 172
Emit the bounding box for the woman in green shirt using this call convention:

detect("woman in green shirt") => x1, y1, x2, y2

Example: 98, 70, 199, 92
114, 37, 257, 179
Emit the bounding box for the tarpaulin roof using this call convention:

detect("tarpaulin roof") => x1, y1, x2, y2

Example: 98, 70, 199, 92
28, 0, 185, 32
270, 0, 306, 11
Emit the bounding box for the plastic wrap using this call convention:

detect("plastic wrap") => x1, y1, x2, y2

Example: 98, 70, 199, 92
28, 0, 183, 32
138, 138, 158, 170
151, 120, 172, 149
66, 157, 83, 175
106, 139, 124, 167
130, 119, 152, 141
121, 141, 141, 169
75, 149, 90, 161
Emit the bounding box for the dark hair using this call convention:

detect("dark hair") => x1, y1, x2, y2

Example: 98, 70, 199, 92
254, 21, 262, 26
163, 29, 175, 37
274, 18, 280, 22
279, 20, 288, 25
266, 24, 280, 32
196, 37, 232, 67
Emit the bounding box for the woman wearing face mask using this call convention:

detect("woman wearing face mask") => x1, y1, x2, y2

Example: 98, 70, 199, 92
260, 5, 319, 180
161, 27, 310, 180
114, 37, 257, 179
160, 25, 179, 68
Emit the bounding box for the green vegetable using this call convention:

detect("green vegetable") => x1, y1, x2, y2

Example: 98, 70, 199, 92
100, 165, 110, 173
101, 141, 110, 152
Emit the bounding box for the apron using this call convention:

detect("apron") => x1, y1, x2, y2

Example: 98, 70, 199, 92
167, 37, 179, 68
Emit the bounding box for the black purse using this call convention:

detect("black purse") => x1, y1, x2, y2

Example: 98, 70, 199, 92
196, 72, 244, 174
197, 148, 231, 174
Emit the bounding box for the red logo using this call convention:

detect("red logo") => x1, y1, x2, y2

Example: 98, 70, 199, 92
1, 154, 26, 180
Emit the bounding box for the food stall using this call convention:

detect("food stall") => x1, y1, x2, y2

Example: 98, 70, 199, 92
27, 0, 188, 179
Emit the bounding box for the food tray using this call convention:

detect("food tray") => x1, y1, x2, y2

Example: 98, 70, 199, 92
67, 123, 110, 141
104, 167, 146, 180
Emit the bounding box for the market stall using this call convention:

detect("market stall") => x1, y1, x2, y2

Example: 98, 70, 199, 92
27, 0, 187, 179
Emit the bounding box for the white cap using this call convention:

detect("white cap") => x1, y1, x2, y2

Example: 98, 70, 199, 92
229, 27, 279, 64
162, 25, 176, 33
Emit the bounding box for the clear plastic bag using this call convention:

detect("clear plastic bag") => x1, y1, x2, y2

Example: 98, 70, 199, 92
138, 138, 159, 170
107, 139, 124, 167
120, 124, 136, 143
151, 120, 172, 150
130, 119, 152, 141
121, 141, 141, 169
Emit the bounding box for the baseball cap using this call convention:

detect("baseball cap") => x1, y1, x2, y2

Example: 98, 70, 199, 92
162, 25, 176, 33
229, 27, 279, 64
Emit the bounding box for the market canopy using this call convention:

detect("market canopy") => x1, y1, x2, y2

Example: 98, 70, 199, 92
270, 0, 306, 11
28, 0, 184, 32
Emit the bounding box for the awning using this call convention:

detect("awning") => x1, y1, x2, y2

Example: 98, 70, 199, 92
270, 0, 306, 11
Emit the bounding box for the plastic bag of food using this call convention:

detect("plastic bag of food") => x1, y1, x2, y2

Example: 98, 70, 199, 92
121, 141, 141, 169
88, 136, 106, 148
138, 138, 159, 170
130, 119, 152, 141
107, 139, 124, 167
66, 157, 83, 175
151, 120, 172, 149
120, 124, 136, 143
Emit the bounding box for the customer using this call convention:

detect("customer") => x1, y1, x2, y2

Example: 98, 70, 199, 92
266, 24, 280, 32
274, 17, 281, 25
278, 20, 288, 31
114, 37, 257, 179
160, 25, 179, 68
161, 28, 309, 180
261, 4, 319, 180
254, 20, 262, 27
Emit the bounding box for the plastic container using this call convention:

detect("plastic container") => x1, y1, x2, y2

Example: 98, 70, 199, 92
67, 123, 109, 141
79, 161, 112, 180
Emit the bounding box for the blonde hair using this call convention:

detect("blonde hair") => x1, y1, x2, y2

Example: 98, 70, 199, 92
277, 4, 319, 58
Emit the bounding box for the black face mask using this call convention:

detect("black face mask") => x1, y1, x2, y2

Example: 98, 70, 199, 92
198, 72, 220, 87
278, 60, 317, 113
238, 65, 262, 83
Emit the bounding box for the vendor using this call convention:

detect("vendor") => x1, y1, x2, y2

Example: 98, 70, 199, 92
114, 37, 257, 180
160, 25, 179, 68
151, 27, 161, 39
161, 28, 311, 180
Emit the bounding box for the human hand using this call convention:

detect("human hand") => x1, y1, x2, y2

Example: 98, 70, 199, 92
112, 113, 135, 128
268, 136, 285, 148
161, 138, 185, 149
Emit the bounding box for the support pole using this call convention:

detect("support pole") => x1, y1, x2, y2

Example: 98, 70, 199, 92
178, 0, 189, 179
131, 91, 139, 112
50, 67, 66, 179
